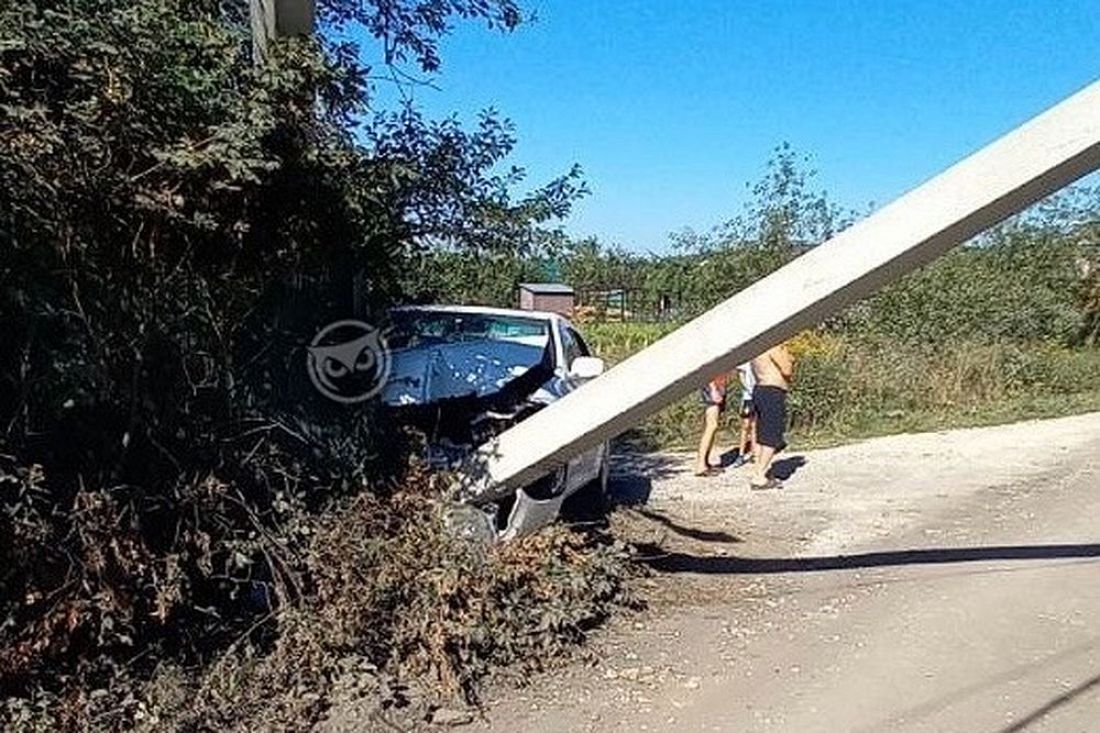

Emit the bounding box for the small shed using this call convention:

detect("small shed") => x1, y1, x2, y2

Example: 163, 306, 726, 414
518, 283, 575, 317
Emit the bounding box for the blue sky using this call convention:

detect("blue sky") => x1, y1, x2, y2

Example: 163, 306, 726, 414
380, 1, 1098, 252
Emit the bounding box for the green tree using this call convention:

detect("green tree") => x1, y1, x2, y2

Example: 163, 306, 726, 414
704, 142, 851, 252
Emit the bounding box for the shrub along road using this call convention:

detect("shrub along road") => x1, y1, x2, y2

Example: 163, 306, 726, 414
473, 412, 1100, 732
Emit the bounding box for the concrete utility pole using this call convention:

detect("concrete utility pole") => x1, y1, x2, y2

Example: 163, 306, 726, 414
250, 0, 316, 63
466, 80, 1100, 499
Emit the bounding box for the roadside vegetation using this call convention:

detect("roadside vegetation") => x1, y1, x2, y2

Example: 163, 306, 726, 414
589, 325, 1100, 451
1, 2, 626, 731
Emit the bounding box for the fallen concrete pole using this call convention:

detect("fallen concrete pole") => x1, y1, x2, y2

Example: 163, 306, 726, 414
463, 79, 1100, 498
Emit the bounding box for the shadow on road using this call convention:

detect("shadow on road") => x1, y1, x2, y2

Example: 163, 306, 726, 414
608, 451, 684, 507
608, 452, 809, 507
770, 454, 807, 480
638, 543, 1100, 574
854, 637, 1100, 733
630, 507, 742, 544
997, 670, 1100, 732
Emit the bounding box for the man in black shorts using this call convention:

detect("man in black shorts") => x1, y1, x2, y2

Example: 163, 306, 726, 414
750, 343, 794, 490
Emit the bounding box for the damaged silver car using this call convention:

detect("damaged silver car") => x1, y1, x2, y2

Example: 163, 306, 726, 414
381, 305, 609, 540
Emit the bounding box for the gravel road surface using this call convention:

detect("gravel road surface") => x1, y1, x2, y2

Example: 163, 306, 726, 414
473, 413, 1100, 733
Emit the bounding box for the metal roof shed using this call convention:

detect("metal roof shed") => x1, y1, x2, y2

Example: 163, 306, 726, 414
518, 283, 575, 317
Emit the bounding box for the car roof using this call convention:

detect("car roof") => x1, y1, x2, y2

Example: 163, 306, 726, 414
391, 303, 572, 326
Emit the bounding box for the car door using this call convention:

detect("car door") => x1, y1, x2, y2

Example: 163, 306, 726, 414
558, 322, 602, 490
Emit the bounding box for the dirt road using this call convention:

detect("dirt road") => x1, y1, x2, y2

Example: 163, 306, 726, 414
473, 413, 1100, 732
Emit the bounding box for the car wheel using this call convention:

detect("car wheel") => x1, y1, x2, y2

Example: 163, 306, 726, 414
562, 443, 611, 519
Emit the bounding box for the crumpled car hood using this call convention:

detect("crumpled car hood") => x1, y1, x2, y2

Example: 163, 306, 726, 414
381, 339, 549, 406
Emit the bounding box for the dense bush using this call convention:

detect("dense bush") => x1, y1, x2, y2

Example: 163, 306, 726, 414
2, 1, 372, 702
1, 0, 598, 727
1, 472, 634, 731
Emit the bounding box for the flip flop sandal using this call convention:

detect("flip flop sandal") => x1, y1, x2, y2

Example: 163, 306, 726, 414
693, 466, 724, 477
749, 477, 783, 491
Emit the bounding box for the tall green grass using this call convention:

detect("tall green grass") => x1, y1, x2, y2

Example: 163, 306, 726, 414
582, 323, 1100, 451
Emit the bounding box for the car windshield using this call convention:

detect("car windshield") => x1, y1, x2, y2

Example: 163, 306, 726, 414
389, 310, 550, 350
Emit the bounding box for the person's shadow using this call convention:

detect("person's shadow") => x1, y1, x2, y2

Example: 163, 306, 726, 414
770, 455, 807, 480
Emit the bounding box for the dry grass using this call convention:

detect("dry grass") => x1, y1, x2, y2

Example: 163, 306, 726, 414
20, 471, 641, 732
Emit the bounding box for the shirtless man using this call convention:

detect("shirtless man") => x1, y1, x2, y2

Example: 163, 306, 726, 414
749, 343, 794, 490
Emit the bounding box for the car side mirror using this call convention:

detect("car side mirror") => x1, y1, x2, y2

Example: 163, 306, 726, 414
569, 356, 605, 380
